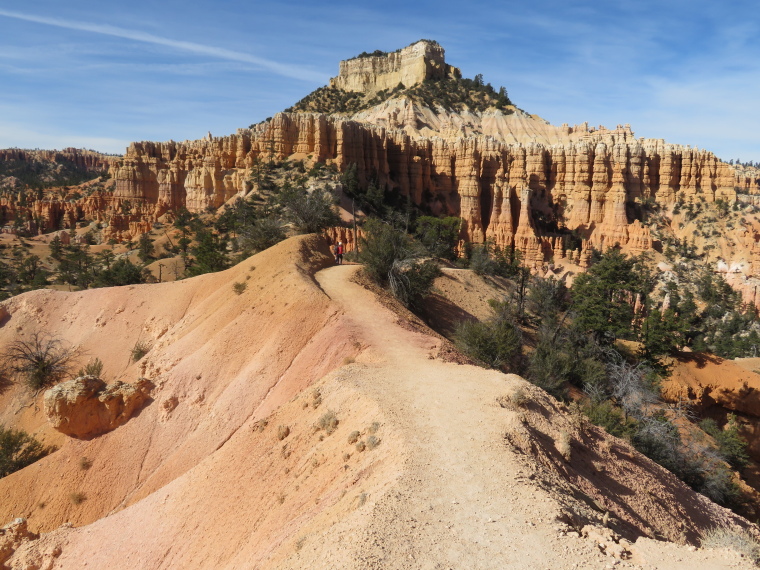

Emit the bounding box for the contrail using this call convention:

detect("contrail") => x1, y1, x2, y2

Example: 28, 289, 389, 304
0, 8, 327, 83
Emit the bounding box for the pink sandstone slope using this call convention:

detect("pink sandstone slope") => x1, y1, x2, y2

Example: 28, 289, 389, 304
0, 235, 756, 569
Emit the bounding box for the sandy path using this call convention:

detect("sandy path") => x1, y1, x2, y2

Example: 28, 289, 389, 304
306, 265, 755, 570
311, 268, 615, 568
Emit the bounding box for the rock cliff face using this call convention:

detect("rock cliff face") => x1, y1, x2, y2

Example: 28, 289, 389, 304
0, 148, 112, 172
109, 112, 735, 266
329, 40, 458, 95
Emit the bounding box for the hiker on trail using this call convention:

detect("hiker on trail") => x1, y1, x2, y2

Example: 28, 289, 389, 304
332, 241, 339, 264
337, 241, 344, 265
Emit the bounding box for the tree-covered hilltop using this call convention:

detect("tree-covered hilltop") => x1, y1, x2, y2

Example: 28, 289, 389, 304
349, 39, 442, 60
287, 73, 514, 115
0, 156, 105, 191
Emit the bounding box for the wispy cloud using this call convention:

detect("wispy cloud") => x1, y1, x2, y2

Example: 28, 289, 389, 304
0, 8, 328, 83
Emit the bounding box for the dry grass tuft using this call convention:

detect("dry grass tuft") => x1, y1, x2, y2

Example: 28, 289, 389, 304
317, 410, 339, 435
701, 526, 760, 563
355, 441, 366, 452
131, 339, 151, 362
78, 457, 92, 470
499, 384, 529, 409
69, 492, 86, 505
366, 435, 380, 450
556, 430, 572, 461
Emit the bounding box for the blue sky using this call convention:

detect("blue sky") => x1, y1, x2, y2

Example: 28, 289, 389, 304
0, 1, 758, 162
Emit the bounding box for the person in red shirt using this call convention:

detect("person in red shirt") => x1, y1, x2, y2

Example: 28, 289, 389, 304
336, 241, 344, 265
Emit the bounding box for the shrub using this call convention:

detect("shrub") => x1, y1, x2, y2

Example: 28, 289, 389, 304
233, 281, 247, 295
360, 218, 410, 285
360, 218, 439, 308
131, 340, 151, 362
78, 457, 92, 470
2, 332, 78, 390
454, 311, 522, 372
366, 435, 380, 450
556, 430, 572, 461
701, 526, 760, 564
278, 186, 340, 234
317, 411, 339, 435
277, 425, 291, 441
582, 399, 636, 440
414, 216, 461, 260
469, 242, 523, 278
238, 218, 286, 254
347, 430, 361, 444
388, 259, 441, 310
526, 336, 573, 398
499, 385, 529, 408
0, 425, 53, 477
69, 492, 86, 505
77, 357, 103, 378
700, 415, 750, 470
92, 258, 149, 287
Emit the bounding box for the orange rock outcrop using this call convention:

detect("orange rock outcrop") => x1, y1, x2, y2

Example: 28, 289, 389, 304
104, 112, 735, 265
43, 376, 153, 439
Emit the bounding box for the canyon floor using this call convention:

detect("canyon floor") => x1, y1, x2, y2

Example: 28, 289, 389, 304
0, 235, 757, 569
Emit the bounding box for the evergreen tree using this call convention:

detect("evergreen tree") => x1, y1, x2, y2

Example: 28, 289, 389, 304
187, 228, 230, 276
93, 258, 149, 287
414, 216, 461, 260
137, 232, 154, 263
570, 249, 648, 342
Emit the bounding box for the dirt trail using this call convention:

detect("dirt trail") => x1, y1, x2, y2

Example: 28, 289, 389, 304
301, 265, 753, 569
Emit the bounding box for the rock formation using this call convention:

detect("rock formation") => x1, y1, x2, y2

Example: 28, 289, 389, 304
43, 376, 153, 439
104, 113, 734, 266
0, 148, 112, 173
329, 40, 458, 95
0, 519, 37, 568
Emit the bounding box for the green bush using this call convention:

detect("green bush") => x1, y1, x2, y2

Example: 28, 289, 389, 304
278, 186, 340, 234
92, 258, 149, 287
359, 218, 412, 285
701, 415, 750, 470
238, 218, 286, 254
388, 259, 441, 310
454, 308, 522, 372
469, 242, 523, 278
414, 216, 461, 260
583, 399, 636, 439
77, 357, 104, 378
0, 425, 53, 477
